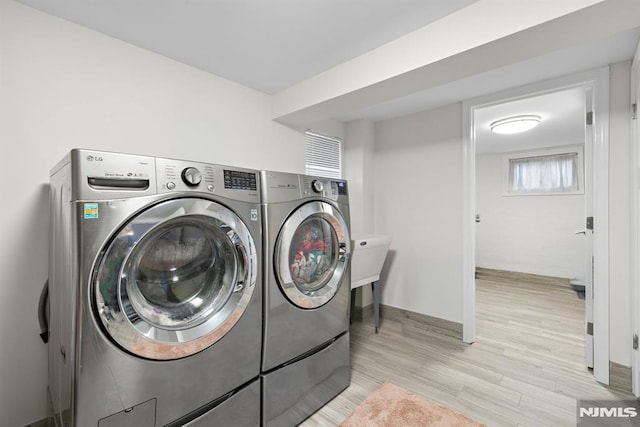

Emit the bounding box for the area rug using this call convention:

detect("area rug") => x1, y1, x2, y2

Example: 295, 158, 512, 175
340, 382, 486, 427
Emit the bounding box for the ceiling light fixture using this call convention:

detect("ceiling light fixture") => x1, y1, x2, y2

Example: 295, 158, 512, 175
490, 115, 541, 134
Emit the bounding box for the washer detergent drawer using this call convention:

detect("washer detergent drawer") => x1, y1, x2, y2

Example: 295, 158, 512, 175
98, 399, 156, 427
262, 333, 350, 427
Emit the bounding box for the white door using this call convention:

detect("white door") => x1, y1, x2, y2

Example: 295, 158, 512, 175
583, 88, 595, 368
632, 43, 640, 396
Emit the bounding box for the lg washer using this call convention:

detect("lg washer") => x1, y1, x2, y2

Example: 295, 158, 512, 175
47, 149, 262, 426
260, 170, 352, 427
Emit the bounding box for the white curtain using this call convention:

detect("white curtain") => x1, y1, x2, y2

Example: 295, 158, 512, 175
509, 152, 578, 193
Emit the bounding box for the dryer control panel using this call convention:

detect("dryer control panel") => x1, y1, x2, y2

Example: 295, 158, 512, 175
300, 175, 347, 202
260, 170, 347, 204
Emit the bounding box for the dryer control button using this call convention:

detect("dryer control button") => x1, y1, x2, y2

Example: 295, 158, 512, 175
311, 180, 324, 193
166, 182, 176, 190
182, 167, 202, 186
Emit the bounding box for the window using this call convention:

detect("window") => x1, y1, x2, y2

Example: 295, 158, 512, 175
504, 147, 583, 195
305, 131, 342, 179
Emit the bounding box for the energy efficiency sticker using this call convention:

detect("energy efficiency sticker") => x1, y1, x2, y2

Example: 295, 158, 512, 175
84, 203, 99, 219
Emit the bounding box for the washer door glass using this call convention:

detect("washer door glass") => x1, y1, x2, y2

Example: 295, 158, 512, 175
275, 201, 350, 309
94, 198, 257, 360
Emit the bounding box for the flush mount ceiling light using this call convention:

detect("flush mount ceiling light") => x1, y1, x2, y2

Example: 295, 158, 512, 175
490, 115, 541, 134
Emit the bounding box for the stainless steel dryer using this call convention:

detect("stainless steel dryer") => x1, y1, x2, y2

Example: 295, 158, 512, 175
47, 149, 262, 427
260, 171, 352, 427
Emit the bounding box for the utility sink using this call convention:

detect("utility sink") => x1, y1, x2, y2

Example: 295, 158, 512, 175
350, 234, 392, 288
350, 234, 391, 333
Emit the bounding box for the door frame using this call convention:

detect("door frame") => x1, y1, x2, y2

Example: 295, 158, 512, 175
462, 67, 610, 385
631, 41, 640, 396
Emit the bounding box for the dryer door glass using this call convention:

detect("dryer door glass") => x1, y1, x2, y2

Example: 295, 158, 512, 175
289, 218, 337, 291
94, 198, 257, 360
275, 201, 350, 309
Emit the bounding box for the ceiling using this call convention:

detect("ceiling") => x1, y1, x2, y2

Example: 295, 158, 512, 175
15, 0, 480, 94
15, 0, 640, 152
474, 87, 586, 155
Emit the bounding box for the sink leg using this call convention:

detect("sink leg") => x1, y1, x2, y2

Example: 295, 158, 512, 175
372, 281, 380, 333
350, 288, 356, 324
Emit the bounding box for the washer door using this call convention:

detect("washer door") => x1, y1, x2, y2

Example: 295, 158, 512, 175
94, 198, 257, 360
275, 201, 350, 309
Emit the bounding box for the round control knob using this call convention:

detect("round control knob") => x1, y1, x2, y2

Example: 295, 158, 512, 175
311, 180, 324, 193
181, 167, 202, 186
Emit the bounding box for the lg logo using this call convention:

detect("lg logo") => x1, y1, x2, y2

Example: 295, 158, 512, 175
87, 155, 104, 162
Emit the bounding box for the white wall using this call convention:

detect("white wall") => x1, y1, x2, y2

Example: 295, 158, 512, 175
307, 119, 346, 145
609, 61, 633, 366
476, 149, 586, 280
344, 119, 375, 235
370, 63, 634, 368
373, 103, 463, 323
0, 2, 304, 425
344, 119, 375, 307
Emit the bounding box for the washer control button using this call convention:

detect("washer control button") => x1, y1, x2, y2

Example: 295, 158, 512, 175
166, 182, 176, 190
207, 185, 215, 192
181, 167, 202, 186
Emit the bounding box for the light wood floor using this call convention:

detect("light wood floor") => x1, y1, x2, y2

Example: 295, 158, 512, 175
303, 278, 634, 426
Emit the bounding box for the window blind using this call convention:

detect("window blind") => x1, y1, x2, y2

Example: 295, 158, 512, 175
305, 131, 342, 179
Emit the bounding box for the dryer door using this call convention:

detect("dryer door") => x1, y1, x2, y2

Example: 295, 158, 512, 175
93, 198, 257, 360
275, 201, 350, 309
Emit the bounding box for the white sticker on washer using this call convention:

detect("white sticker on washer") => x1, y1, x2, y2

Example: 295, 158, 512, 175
250, 209, 258, 221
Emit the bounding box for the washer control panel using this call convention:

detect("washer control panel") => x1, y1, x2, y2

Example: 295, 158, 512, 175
224, 169, 257, 191
155, 157, 259, 201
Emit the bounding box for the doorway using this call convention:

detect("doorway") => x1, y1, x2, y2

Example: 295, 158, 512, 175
462, 67, 611, 385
